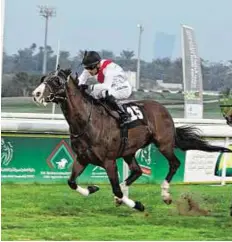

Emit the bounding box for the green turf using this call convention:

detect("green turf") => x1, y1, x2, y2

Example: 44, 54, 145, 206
1, 184, 232, 241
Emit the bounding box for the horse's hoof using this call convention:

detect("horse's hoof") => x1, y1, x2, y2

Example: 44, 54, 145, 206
115, 196, 123, 207
87, 185, 100, 194
134, 201, 145, 212
163, 198, 172, 205
68, 180, 77, 190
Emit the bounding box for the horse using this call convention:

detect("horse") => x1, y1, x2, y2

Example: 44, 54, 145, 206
32, 67, 232, 212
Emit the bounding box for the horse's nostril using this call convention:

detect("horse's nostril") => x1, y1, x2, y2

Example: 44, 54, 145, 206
36, 92, 41, 97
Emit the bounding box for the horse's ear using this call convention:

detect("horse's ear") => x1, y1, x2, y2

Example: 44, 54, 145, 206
83, 50, 88, 57
40, 75, 46, 83
64, 68, 72, 76
55, 64, 61, 76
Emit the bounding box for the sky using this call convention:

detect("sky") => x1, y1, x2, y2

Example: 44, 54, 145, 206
3, 0, 232, 62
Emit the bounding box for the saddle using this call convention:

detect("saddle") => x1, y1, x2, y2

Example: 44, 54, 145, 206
99, 99, 145, 128
98, 99, 147, 156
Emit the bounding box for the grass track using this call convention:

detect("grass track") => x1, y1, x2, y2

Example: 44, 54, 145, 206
1, 184, 232, 241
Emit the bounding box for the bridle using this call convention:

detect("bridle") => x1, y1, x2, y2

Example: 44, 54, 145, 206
43, 74, 67, 103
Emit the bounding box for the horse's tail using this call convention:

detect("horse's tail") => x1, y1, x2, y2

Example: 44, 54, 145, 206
175, 126, 231, 152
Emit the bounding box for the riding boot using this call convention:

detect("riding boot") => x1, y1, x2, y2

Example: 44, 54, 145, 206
105, 95, 130, 126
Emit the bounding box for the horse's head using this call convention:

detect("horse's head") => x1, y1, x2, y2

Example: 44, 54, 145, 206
32, 66, 74, 106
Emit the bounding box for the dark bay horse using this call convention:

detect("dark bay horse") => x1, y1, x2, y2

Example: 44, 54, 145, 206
32, 68, 232, 212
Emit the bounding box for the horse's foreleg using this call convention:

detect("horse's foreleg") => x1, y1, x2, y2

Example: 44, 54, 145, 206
159, 146, 180, 205
68, 160, 99, 196
104, 160, 145, 212
114, 155, 142, 206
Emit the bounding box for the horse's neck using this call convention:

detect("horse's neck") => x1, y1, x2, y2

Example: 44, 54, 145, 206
60, 101, 70, 124
63, 81, 92, 135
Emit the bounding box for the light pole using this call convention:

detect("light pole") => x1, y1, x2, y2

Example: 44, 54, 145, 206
38, 5, 56, 74
136, 24, 144, 90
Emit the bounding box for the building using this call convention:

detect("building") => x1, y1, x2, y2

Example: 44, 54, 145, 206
154, 32, 176, 59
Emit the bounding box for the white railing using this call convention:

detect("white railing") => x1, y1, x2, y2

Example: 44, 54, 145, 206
1, 112, 65, 120
1, 113, 231, 137
1, 112, 227, 124
1, 119, 69, 134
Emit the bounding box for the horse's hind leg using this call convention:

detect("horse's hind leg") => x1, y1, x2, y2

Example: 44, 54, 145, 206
68, 159, 99, 196
158, 144, 181, 205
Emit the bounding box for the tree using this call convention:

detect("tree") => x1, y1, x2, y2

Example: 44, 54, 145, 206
12, 72, 30, 96
59, 51, 71, 69
1, 74, 20, 97
30, 43, 37, 52
33, 46, 44, 72
99, 50, 114, 59
77, 50, 85, 61
13, 47, 35, 72
3, 52, 15, 73
120, 50, 135, 60
168, 58, 182, 83
3, 43, 232, 93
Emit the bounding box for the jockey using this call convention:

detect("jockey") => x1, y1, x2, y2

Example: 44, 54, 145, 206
78, 50, 132, 126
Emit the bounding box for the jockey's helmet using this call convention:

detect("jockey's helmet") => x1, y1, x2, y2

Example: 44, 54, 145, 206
82, 51, 101, 70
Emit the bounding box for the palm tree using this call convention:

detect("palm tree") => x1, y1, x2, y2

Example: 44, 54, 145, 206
77, 50, 85, 61
100, 50, 114, 59
120, 50, 135, 60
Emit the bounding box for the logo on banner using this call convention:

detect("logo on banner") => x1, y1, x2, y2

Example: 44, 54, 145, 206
135, 146, 152, 176
184, 91, 201, 100
56, 158, 69, 170
1, 138, 14, 166
91, 165, 121, 179
47, 140, 75, 170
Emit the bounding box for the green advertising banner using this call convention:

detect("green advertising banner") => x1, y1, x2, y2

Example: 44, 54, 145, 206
1, 133, 185, 184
